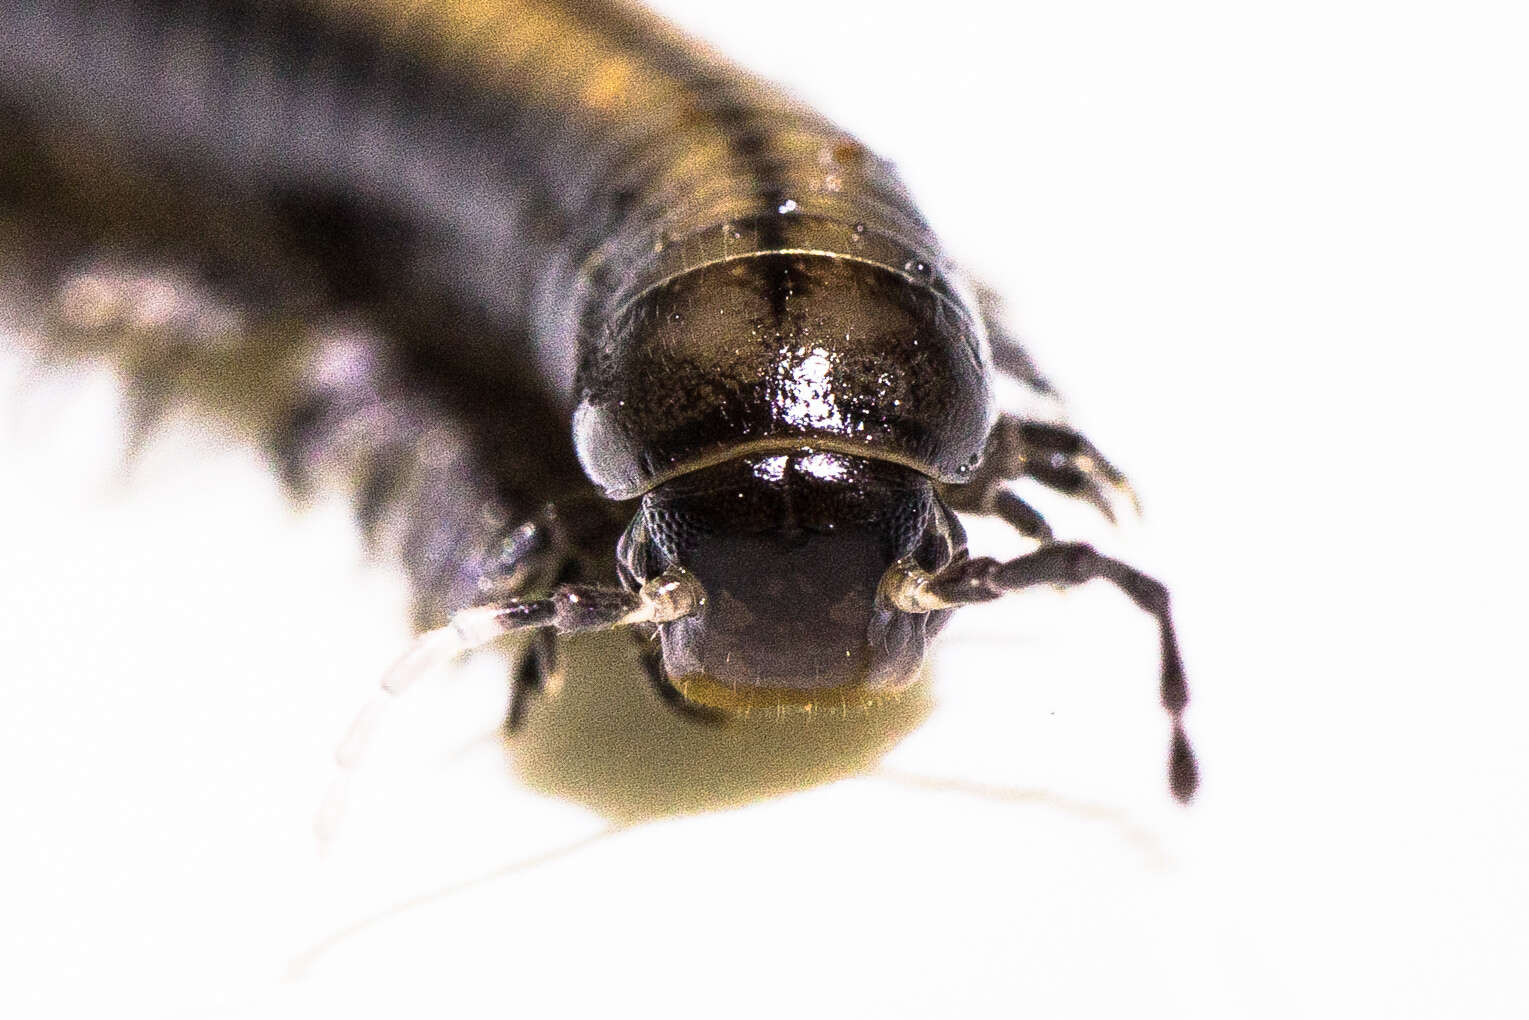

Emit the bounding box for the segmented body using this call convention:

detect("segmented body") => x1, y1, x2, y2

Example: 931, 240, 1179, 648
2, 0, 985, 609
0, 0, 1195, 795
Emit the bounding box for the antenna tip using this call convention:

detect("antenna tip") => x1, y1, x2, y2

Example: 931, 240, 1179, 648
1169, 724, 1199, 803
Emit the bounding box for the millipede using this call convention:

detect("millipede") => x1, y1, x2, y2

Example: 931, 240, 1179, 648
0, 0, 1198, 812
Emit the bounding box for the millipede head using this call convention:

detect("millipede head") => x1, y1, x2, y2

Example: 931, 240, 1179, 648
619, 449, 967, 704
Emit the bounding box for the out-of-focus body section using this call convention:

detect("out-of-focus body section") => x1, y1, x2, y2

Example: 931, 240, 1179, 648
0, 0, 978, 414
0, 0, 992, 626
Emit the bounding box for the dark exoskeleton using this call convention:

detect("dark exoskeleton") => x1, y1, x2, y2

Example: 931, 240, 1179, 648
0, 0, 1196, 802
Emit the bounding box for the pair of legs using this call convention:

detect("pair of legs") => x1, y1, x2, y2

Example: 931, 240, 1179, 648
932, 292, 1197, 800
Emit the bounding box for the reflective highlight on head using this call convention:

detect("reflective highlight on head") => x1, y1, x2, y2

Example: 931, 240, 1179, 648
618, 450, 966, 703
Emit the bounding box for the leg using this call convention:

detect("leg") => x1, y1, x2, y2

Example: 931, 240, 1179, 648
972, 416, 1140, 524
49, 260, 254, 464
991, 489, 1055, 543
636, 636, 727, 726
506, 628, 562, 733
969, 282, 1140, 523
277, 330, 580, 626
945, 479, 1055, 544
971, 280, 1058, 397
886, 543, 1198, 802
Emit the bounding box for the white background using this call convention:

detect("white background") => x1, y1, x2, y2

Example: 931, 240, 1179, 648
2, 1, 1526, 1017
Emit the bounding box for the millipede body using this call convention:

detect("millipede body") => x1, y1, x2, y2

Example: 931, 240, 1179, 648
0, 0, 1198, 799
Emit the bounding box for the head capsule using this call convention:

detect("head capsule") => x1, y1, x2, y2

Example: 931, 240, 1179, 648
617, 449, 966, 710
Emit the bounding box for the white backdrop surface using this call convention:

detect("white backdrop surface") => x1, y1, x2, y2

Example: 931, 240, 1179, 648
2, 1, 1525, 1017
